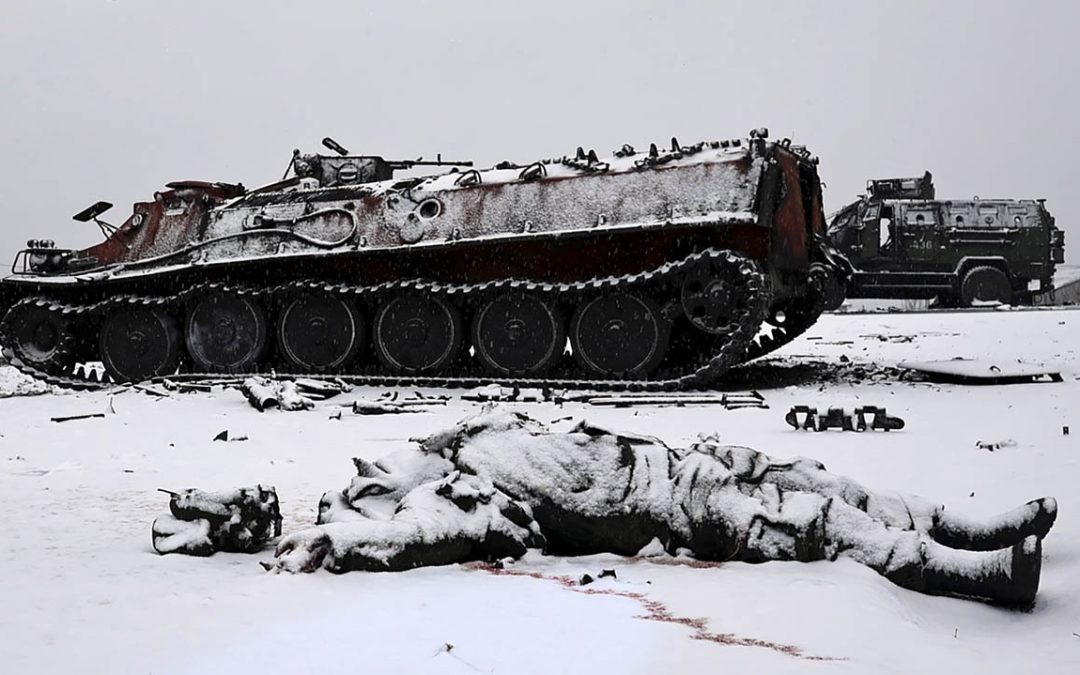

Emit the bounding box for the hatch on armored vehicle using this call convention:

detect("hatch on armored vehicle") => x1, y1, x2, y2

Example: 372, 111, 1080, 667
827, 171, 1064, 308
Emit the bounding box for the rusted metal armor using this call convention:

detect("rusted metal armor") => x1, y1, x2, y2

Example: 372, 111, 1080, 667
1, 130, 847, 389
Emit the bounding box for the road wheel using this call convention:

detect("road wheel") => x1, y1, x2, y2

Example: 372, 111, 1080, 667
473, 293, 565, 376
99, 307, 183, 382
570, 292, 668, 377
185, 293, 268, 372
960, 266, 1012, 307
1, 301, 72, 371
278, 293, 363, 373
373, 293, 463, 374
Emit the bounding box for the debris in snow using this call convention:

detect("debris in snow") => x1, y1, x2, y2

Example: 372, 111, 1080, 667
341, 391, 448, 415
598, 568, 617, 579
351, 399, 426, 415
240, 377, 315, 411
899, 359, 1064, 384
162, 379, 213, 393
292, 378, 351, 399
462, 384, 553, 403
241, 378, 280, 411
120, 383, 171, 398
213, 430, 249, 442
152, 485, 281, 556
270, 407, 1053, 606
50, 412, 106, 423
579, 573, 594, 586
785, 406, 905, 431
975, 439, 1018, 452
860, 333, 916, 343
584, 391, 767, 409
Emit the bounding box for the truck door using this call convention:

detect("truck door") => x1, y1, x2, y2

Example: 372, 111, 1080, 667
872, 202, 905, 270
858, 203, 881, 263
895, 203, 942, 267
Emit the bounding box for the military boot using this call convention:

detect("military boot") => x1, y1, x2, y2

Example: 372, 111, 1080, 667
921, 535, 1042, 607
930, 497, 1057, 551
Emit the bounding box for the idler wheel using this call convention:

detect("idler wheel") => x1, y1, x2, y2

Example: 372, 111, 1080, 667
473, 293, 565, 375
2, 302, 71, 371
570, 292, 668, 377
185, 293, 268, 373
99, 307, 182, 382
278, 293, 363, 373
373, 293, 463, 373
680, 258, 748, 334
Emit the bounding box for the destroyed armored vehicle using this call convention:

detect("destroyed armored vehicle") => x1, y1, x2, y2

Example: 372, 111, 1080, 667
827, 172, 1065, 307
0, 130, 847, 388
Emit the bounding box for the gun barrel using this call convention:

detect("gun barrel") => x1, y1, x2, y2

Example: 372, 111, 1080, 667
386, 159, 474, 170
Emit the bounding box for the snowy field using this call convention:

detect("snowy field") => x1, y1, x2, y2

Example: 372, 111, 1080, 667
1, 308, 1078, 675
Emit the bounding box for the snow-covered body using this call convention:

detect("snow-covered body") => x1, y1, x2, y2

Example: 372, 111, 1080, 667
275, 408, 1053, 608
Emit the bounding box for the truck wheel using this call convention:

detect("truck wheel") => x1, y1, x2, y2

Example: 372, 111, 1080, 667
821, 275, 846, 312
960, 267, 1012, 307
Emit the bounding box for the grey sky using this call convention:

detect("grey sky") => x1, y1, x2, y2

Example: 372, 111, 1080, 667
2, 0, 1076, 263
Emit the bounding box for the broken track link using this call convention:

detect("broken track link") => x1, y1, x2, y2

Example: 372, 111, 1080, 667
0, 249, 772, 392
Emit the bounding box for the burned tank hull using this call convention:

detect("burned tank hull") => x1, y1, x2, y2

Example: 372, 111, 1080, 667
1, 131, 847, 389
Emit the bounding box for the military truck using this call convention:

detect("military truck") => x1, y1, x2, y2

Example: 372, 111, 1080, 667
826, 172, 1064, 308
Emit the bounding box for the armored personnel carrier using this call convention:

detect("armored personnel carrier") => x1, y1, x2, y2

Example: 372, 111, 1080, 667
0, 130, 847, 389
827, 172, 1064, 308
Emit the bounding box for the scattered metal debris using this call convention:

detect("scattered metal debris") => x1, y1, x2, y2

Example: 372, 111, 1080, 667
213, 430, 248, 442
785, 406, 905, 432
50, 412, 106, 423
583, 391, 767, 409
860, 333, 915, 343
162, 379, 213, 393
462, 385, 552, 402
242, 378, 282, 411
292, 378, 352, 400
351, 400, 426, 415
340, 391, 449, 415
899, 359, 1063, 384
976, 439, 1017, 452
239, 377, 357, 411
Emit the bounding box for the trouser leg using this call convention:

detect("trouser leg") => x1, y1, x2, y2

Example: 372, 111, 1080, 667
824, 498, 1044, 606
930, 498, 1058, 551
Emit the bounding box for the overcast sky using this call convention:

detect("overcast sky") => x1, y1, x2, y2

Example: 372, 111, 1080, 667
1, 0, 1076, 264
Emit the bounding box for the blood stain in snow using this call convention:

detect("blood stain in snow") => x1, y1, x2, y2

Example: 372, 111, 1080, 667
465, 562, 844, 661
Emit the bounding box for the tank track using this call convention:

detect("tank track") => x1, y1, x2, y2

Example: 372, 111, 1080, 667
1, 249, 772, 392
742, 284, 826, 362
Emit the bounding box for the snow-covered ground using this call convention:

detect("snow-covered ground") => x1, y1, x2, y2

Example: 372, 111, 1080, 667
1, 308, 1078, 674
